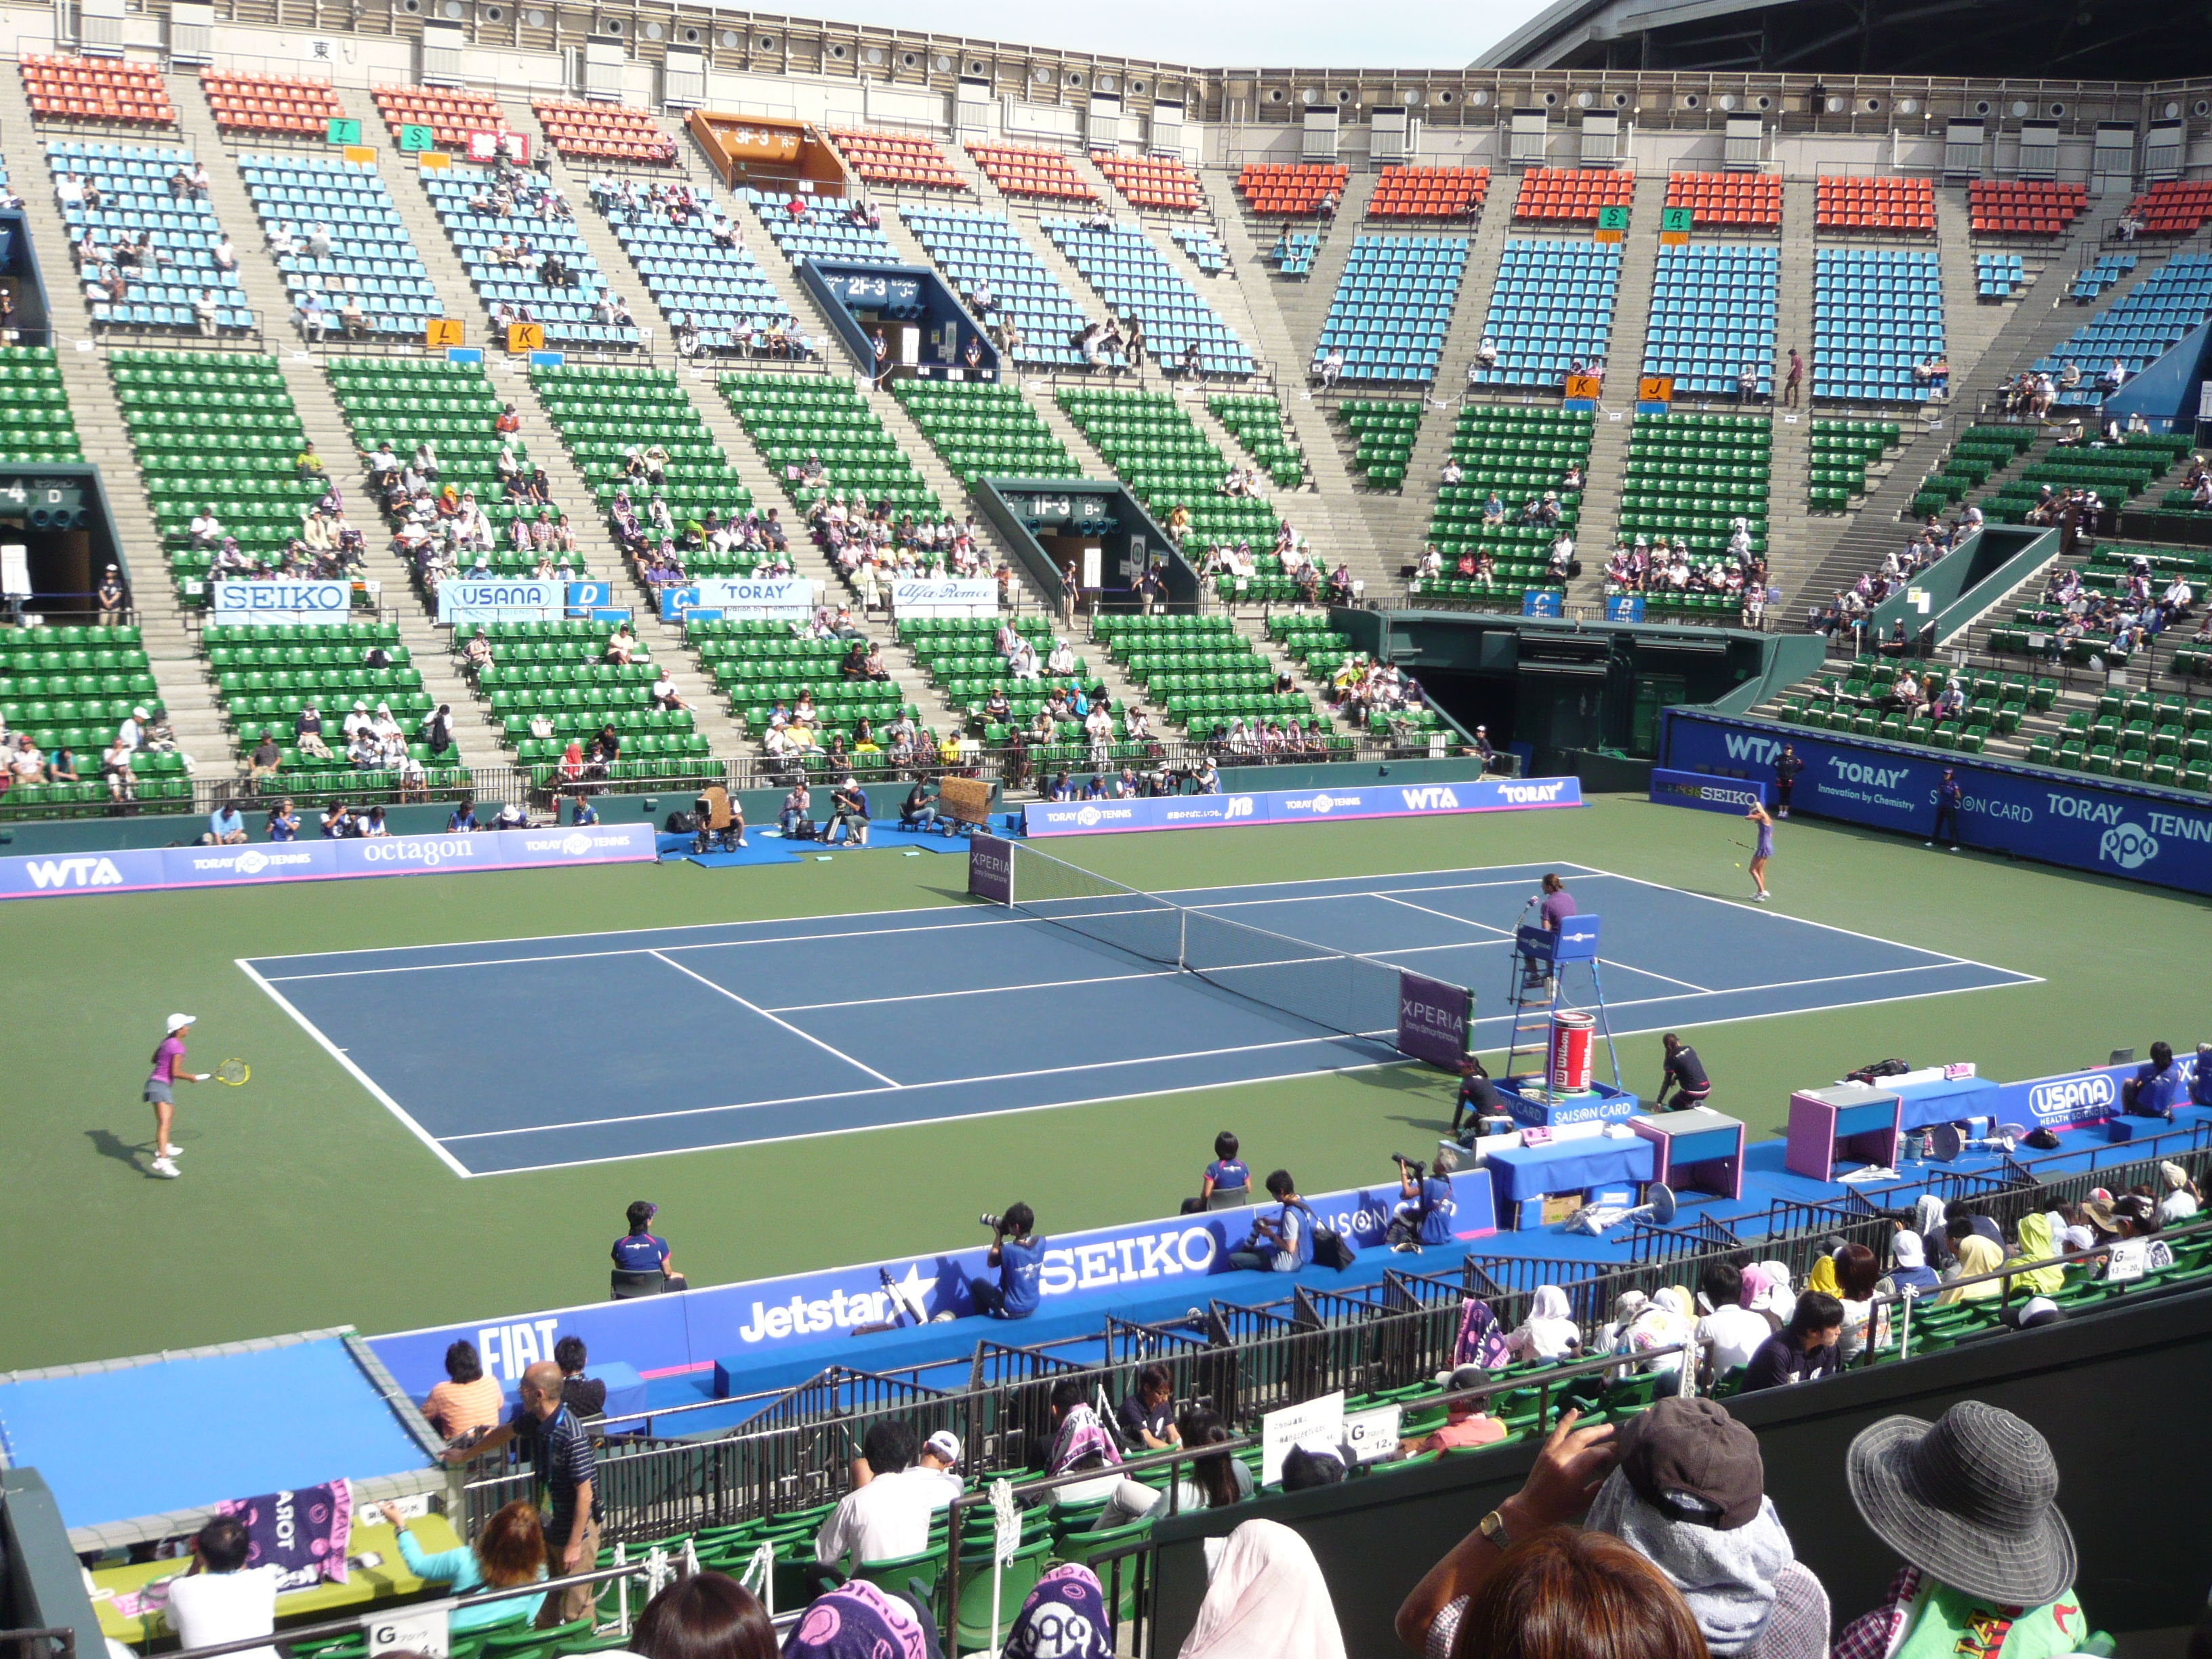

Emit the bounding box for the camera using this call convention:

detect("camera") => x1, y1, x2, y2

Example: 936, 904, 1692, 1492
979, 1212, 1003, 1233
1393, 1153, 1427, 1181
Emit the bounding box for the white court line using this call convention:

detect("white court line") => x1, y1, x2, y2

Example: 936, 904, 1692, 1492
1368, 890, 1518, 939
767, 968, 1181, 1013
233, 958, 473, 1181
1359, 889, 1711, 991
648, 950, 904, 1088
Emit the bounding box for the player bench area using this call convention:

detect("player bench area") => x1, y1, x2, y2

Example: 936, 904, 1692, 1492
239, 856, 2037, 1176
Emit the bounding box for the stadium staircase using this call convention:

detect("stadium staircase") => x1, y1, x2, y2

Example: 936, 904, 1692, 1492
0, 70, 237, 773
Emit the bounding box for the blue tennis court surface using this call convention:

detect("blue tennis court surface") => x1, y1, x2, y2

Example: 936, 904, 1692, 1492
241, 861, 2039, 1177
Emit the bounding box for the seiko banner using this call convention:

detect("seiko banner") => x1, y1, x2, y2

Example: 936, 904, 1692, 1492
366, 1166, 1500, 1400
1647, 767, 1776, 815
890, 578, 996, 618
657, 578, 813, 621
1663, 712, 2212, 897
0, 823, 658, 901
211, 580, 354, 619
1023, 777, 1582, 836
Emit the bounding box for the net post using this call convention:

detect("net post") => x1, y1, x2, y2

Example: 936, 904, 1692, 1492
1178, 906, 1188, 970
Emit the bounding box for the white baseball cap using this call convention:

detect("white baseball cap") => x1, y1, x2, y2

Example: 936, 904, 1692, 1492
165, 1012, 196, 1033
924, 1429, 962, 1464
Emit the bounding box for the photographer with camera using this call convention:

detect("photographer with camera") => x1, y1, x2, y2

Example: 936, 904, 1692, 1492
1228, 1170, 1315, 1273
968, 1203, 1044, 1319
1384, 1155, 1458, 1254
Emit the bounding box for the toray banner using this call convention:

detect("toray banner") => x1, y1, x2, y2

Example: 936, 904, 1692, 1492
1397, 971, 1471, 1068
657, 578, 812, 621
437, 579, 564, 626
365, 1166, 1502, 1401
0, 823, 657, 900
1664, 712, 2212, 897
1023, 777, 1582, 836
211, 581, 355, 620
1647, 767, 1776, 815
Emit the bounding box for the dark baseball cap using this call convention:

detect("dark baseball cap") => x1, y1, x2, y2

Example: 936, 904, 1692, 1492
1614, 1395, 1765, 1531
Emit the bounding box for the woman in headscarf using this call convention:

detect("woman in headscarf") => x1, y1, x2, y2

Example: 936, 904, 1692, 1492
2158, 1162, 2201, 1224
1936, 1232, 2004, 1303
1005, 1565, 1109, 1659
1177, 1519, 1346, 1659
1744, 1263, 1795, 1330
2002, 1212, 2068, 1297
781, 1579, 928, 1659
1623, 1287, 1696, 1376
558, 740, 585, 786
1504, 1285, 1581, 1362
1882, 1230, 1940, 1298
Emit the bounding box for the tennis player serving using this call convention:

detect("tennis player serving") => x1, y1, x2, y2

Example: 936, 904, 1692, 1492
146, 1012, 202, 1179
1746, 800, 1775, 902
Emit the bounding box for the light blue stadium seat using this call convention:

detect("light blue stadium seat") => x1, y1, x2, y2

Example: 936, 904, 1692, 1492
49, 139, 255, 335
1309, 234, 1467, 384
1040, 218, 1253, 377
900, 207, 1088, 369
1641, 243, 1778, 396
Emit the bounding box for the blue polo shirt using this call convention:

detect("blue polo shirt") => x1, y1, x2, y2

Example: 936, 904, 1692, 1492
1206, 1158, 1250, 1193
996, 1234, 1045, 1317
209, 808, 243, 839
611, 1231, 670, 1272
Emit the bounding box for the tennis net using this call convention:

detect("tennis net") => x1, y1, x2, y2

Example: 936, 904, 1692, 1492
996, 838, 1406, 1042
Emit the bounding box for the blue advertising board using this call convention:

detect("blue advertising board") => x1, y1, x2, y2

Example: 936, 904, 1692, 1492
1022, 776, 1582, 837
365, 1168, 1500, 1401
1648, 767, 1776, 815
0, 823, 657, 901
1663, 712, 2212, 897
659, 578, 812, 621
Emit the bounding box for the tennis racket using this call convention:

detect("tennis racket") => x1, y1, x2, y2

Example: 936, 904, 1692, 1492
203, 1057, 250, 1086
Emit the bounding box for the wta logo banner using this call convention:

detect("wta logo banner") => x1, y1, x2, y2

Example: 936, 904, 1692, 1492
1022, 777, 1582, 837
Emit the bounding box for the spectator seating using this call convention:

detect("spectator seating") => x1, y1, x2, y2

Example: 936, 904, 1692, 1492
903, 208, 1088, 369
49, 141, 254, 334
2036, 255, 2212, 403
472, 619, 718, 787
1206, 393, 1306, 490
1235, 163, 1347, 218
0, 346, 82, 463
1311, 234, 1467, 384
1969, 180, 2087, 236
1338, 400, 1420, 487
1979, 434, 2188, 523
1994, 545, 2208, 655
964, 142, 1096, 203
1170, 226, 1227, 276
201, 73, 344, 138
1643, 245, 1778, 396
529, 363, 757, 575
1467, 239, 1622, 388
1511, 169, 1634, 225
691, 619, 916, 761
1038, 218, 1254, 377
1266, 612, 1357, 689
1975, 253, 2027, 300
1090, 152, 1204, 213
827, 128, 967, 192
1267, 232, 1319, 277
0, 621, 182, 811
720, 373, 941, 526
1367, 167, 1489, 220
2026, 680, 2212, 783
1811, 249, 1946, 402
2070, 253, 2135, 302
209, 621, 462, 792
371, 85, 507, 151
1094, 613, 1317, 743
531, 98, 675, 164
1417, 405, 1593, 596
325, 357, 596, 578
600, 195, 787, 354
1815, 176, 1936, 234
1055, 386, 1276, 558
109, 349, 319, 591
2122, 180, 2212, 237
1618, 412, 1771, 555
22, 56, 174, 126
1664, 172, 1781, 231
739, 187, 900, 266
1807, 418, 1900, 511
243, 153, 437, 339
426, 164, 637, 348
889, 380, 1084, 487
1909, 424, 2038, 517
899, 613, 1089, 739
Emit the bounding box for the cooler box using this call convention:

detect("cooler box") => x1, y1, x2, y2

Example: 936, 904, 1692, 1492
1631, 1108, 1747, 1200
1785, 1085, 1901, 1181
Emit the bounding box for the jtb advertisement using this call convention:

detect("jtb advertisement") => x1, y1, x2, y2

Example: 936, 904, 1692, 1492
367, 1168, 1501, 1401
0, 823, 658, 900
1664, 712, 2212, 897
1023, 777, 1582, 837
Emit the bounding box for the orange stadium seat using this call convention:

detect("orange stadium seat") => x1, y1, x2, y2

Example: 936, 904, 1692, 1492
964, 141, 1097, 203
1815, 175, 1936, 233
1664, 171, 1781, 230
532, 97, 676, 163
1235, 163, 1348, 216
1091, 151, 1204, 212
201, 70, 343, 138
1511, 167, 1635, 224
2123, 179, 2212, 237
1366, 165, 1489, 220
372, 85, 508, 150
1968, 179, 2087, 235
827, 127, 968, 191
21, 55, 176, 127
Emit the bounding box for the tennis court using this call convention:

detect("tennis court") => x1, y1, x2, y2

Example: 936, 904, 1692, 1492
240, 857, 2039, 1177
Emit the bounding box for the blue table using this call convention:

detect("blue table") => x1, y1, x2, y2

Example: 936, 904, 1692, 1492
1891, 1073, 2002, 1130
1488, 1134, 1655, 1229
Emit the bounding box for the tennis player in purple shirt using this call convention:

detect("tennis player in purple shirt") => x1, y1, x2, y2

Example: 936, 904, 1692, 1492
146, 1012, 207, 1179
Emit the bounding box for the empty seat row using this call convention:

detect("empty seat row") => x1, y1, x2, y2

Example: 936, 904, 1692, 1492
1040, 218, 1253, 377
966, 142, 1096, 203
532, 97, 675, 163
1975, 253, 2027, 300
1092, 152, 1204, 213
371, 85, 508, 150
1642, 245, 1778, 396
1811, 249, 1946, 403
1235, 163, 1346, 218
1513, 169, 1634, 224
1467, 239, 1622, 388
22, 54, 174, 126
2070, 253, 2135, 302
2124, 180, 2212, 237
1969, 179, 2086, 236
202, 71, 343, 138
1368, 167, 1488, 220
1057, 386, 1275, 557
1171, 226, 1228, 275
1665, 172, 1780, 230
892, 380, 1083, 487
1312, 234, 1467, 384
1816, 176, 1936, 233
829, 127, 968, 192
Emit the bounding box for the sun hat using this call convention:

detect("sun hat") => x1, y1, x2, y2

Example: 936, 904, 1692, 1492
1845, 1400, 2074, 1607
165, 1012, 195, 1033
1614, 1395, 1765, 1531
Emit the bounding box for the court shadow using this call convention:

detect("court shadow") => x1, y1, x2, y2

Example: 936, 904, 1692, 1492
85, 1128, 150, 1172
1386, 1113, 1458, 1136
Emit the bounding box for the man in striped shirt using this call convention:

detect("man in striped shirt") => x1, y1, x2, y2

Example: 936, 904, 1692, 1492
443, 1361, 598, 1625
